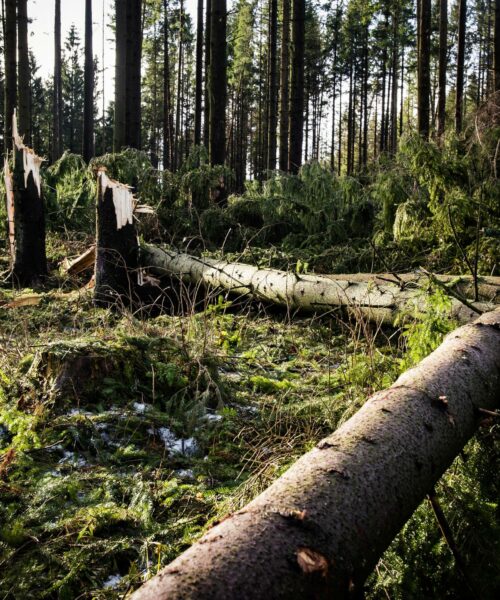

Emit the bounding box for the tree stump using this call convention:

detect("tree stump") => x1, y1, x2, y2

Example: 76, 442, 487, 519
94, 168, 139, 307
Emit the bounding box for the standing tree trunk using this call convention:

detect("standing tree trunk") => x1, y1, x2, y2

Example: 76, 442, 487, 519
163, 0, 173, 169
267, 0, 278, 171
4, 0, 16, 154
94, 169, 138, 307
495, 0, 500, 92
204, 0, 212, 148
131, 306, 500, 600
389, 13, 398, 154
288, 0, 305, 174
209, 0, 227, 166
125, 0, 142, 149
83, 0, 94, 163
194, 0, 204, 147
17, 0, 30, 146
455, 0, 466, 133
174, 0, 184, 169
52, 0, 63, 161
279, 0, 290, 171
9, 113, 47, 286
417, 0, 431, 138
437, 0, 448, 138
113, 0, 127, 152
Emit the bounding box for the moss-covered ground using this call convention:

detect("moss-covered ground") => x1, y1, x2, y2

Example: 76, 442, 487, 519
1, 225, 499, 599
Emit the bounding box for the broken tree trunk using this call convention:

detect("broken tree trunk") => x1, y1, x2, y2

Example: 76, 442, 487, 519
132, 308, 500, 600
6, 112, 47, 286
141, 245, 493, 323
94, 169, 138, 307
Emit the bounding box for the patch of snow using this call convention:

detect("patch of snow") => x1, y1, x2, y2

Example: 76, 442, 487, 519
68, 408, 93, 417
133, 402, 147, 414
151, 427, 198, 455
58, 451, 88, 467
205, 412, 223, 422
103, 574, 122, 589
175, 469, 195, 479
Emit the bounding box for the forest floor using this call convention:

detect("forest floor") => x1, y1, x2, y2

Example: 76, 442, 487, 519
0, 237, 499, 600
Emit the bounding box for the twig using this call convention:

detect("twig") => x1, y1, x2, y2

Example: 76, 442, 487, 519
368, 240, 405, 288
427, 489, 477, 597
478, 408, 500, 418
420, 268, 483, 315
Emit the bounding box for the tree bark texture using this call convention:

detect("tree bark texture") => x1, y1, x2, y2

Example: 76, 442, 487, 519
140, 246, 492, 324
417, 0, 431, 138
132, 307, 500, 600
10, 114, 47, 286
4, 0, 16, 154
125, 0, 142, 149
94, 170, 139, 307
17, 0, 30, 145
495, 0, 500, 92
455, 0, 467, 133
113, 0, 127, 152
83, 0, 94, 163
52, 0, 63, 161
279, 0, 291, 172
209, 0, 227, 165
437, 0, 448, 138
267, 0, 278, 171
288, 0, 305, 173
194, 0, 204, 147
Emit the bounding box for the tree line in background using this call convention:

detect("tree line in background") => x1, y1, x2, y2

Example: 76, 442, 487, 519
1, 0, 500, 191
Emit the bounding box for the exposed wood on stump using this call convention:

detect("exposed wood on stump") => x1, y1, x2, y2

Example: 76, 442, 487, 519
141, 246, 493, 323
94, 169, 138, 307
132, 308, 500, 600
7, 112, 47, 286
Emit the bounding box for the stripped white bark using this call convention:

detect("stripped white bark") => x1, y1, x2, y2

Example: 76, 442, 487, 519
141, 245, 493, 323
4, 159, 15, 260
12, 110, 43, 195
97, 169, 134, 230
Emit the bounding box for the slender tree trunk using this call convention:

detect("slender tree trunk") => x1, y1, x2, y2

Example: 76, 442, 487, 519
4, 0, 16, 155
113, 0, 127, 152
125, 0, 142, 149
436, 0, 447, 138
17, 0, 30, 146
288, 0, 305, 174
163, 0, 173, 169
174, 0, 184, 169
417, 0, 431, 138
279, 0, 290, 171
267, 0, 278, 171
390, 12, 398, 154
194, 0, 204, 147
455, 0, 466, 133
494, 0, 500, 92
204, 0, 212, 147
209, 0, 227, 166
83, 0, 94, 162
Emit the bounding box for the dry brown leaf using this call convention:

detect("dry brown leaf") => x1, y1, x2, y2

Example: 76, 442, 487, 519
296, 547, 329, 577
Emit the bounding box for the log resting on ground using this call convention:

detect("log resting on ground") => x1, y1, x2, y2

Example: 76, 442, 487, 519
141, 245, 494, 323
132, 308, 500, 600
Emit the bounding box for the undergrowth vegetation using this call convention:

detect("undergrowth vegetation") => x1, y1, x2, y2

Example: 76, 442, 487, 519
1, 120, 499, 598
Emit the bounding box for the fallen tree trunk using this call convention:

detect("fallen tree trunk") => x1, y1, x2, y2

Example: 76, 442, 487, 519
132, 308, 500, 600
141, 245, 493, 323
324, 272, 500, 304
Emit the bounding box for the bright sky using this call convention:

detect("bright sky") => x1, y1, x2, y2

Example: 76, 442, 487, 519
28, 0, 198, 116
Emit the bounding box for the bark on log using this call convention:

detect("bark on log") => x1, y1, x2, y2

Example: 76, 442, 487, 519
141, 245, 493, 323
132, 308, 500, 600
94, 169, 138, 307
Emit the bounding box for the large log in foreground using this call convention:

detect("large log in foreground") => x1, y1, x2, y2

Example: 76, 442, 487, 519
141, 245, 493, 323
132, 308, 500, 600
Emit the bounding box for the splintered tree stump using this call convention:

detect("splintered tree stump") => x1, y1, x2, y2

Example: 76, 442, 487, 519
6, 111, 47, 286
94, 169, 139, 307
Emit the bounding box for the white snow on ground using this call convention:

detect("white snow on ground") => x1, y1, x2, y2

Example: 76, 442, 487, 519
103, 574, 122, 589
